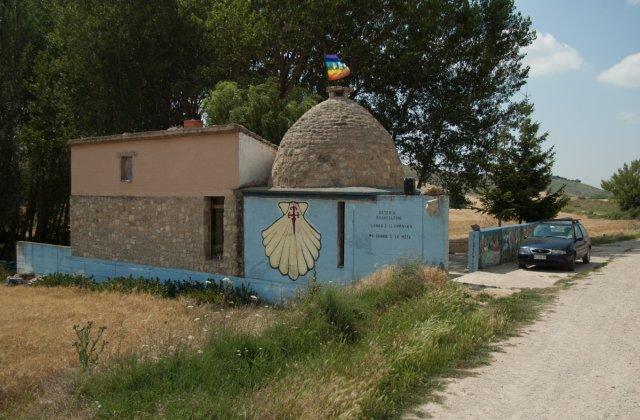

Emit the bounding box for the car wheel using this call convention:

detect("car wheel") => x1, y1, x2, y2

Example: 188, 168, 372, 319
567, 254, 576, 271
582, 248, 591, 264
519, 263, 526, 269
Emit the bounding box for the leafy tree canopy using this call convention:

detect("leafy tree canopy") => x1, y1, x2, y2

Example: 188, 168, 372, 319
602, 160, 640, 218
0, 0, 536, 258
201, 80, 319, 143
203, 0, 535, 201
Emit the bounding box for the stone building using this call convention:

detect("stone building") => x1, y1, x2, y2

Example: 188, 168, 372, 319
271, 86, 405, 189
243, 87, 448, 291
69, 124, 276, 276
18, 87, 449, 301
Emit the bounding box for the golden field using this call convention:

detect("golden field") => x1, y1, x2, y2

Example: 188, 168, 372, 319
0, 286, 273, 415
449, 208, 640, 240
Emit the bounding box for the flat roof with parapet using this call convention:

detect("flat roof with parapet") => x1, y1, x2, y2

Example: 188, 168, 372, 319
242, 186, 406, 197
68, 123, 275, 149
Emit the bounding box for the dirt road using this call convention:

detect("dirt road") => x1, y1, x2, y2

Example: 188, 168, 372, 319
410, 241, 640, 419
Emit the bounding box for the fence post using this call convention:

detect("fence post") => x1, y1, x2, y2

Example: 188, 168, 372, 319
467, 230, 480, 273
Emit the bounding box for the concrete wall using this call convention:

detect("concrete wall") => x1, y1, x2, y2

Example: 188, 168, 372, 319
467, 223, 537, 272
243, 193, 449, 286
69, 126, 276, 276
71, 129, 275, 197
71, 131, 240, 197
449, 238, 468, 254
239, 132, 276, 187
16, 242, 301, 302
70, 193, 243, 276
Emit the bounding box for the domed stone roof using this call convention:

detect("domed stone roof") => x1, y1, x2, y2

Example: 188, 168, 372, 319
271, 87, 404, 189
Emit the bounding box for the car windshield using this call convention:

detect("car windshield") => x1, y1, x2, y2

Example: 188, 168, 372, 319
532, 223, 573, 239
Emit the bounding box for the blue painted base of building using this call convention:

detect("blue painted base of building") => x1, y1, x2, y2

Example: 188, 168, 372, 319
16, 242, 305, 303
17, 194, 450, 302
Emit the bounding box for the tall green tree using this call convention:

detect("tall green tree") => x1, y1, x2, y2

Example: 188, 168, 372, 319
478, 101, 568, 224
203, 0, 534, 204
0, 0, 50, 258
16, 45, 74, 244
48, 0, 212, 135
601, 160, 640, 218
201, 80, 319, 143
2, 0, 216, 258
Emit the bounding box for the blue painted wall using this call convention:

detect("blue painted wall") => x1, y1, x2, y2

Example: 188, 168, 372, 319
17, 241, 303, 302
243, 193, 449, 286
467, 222, 537, 272
17, 193, 449, 302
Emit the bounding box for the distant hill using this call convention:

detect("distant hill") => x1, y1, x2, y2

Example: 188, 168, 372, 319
549, 176, 611, 198
401, 167, 610, 199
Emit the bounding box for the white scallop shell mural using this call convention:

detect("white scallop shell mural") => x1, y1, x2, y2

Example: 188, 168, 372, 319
261, 201, 322, 280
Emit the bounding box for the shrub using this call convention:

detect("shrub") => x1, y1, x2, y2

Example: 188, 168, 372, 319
0, 265, 9, 282
72, 321, 108, 371
79, 262, 551, 419
38, 274, 257, 306
316, 288, 365, 342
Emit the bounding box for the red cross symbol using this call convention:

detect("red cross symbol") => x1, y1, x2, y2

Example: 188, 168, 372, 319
288, 203, 299, 234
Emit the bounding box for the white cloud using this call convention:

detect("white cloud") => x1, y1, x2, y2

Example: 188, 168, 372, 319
523, 32, 583, 77
617, 111, 640, 124
626, 0, 640, 5
598, 53, 640, 88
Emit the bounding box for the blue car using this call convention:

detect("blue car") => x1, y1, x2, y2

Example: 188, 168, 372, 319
517, 219, 591, 271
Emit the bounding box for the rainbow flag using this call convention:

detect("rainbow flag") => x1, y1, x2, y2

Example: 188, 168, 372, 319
324, 54, 350, 81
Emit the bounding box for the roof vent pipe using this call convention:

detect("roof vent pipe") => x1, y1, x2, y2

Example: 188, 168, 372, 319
326, 86, 352, 98
183, 119, 203, 129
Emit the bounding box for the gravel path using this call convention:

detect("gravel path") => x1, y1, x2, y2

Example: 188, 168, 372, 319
410, 242, 640, 419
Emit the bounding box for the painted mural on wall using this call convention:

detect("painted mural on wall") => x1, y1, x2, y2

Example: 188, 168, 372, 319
479, 230, 501, 268
475, 223, 538, 270
261, 201, 322, 280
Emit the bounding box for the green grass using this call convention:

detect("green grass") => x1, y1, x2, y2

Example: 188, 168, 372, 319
549, 177, 611, 199
38, 273, 257, 306
562, 198, 634, 220
75, 264, 553, 418
591, 231, 640, 246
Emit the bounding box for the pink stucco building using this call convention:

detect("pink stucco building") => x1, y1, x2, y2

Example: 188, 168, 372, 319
69, 123, 275, 276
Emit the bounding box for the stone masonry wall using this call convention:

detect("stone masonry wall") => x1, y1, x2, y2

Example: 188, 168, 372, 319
70, 194, 243, 276
271, 96, 405, 189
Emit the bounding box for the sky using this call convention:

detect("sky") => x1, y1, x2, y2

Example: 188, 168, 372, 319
515, 0, 640, 187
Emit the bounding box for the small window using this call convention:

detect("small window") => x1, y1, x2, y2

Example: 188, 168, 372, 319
120, 156, 133, 182
337, 201, 345, 267
209, 197, 224, 259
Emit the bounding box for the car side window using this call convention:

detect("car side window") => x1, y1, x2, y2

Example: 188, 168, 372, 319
579, 224, 589, 239
574, 224, 583, 240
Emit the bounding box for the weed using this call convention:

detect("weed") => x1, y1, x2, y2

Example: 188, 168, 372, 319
72, 321, 108, 371
316, 288, 365, 342
38, 274, 257, 306
77, 263, 551, 418
591, 231, 640, 246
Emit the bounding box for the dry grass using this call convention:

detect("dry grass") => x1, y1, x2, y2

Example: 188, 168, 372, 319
0, 285, 273, 415
354, 264, 447, 292
449, 208, 640, 240
449, 209, 499, 239
249, 346, 393, 419
557, 211, 640, 238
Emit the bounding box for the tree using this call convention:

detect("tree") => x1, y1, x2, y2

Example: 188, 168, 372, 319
201, 80, 319, 143
1, 0, 215, 258
602, 160, 640, 218
202, 0, 535, 205
47, 0, 212, 135
478, 101, 568, 224
0, 0, 50, 258
1, 0, 537, 259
